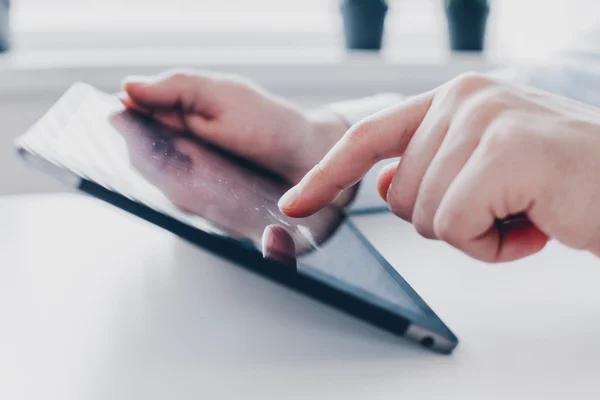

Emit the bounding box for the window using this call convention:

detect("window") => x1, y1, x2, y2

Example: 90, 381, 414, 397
12, 0, 442, 51
10, 0, 600, 58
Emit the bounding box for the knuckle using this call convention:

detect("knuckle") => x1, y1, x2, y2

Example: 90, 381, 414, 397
346, 118, 377, 144
433, 210, 456, 243
454, 72, 491, 88
480, 113, 526, 156
387, 193, 415, 222
412, 203, 437, 239
479, 132, 509, 159
413, 219, 436, 240
480, 85, 512, 102
311, 162, 344, 192
442, 72, 496, 105
452, 87, 512, 131
470, 87, 512, 113
345, 119, 383, 162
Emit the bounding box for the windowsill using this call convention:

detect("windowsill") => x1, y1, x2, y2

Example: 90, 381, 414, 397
0, 44, 499, 102
5, 0, 598, 100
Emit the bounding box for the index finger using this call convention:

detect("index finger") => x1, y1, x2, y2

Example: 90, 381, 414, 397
278, 90, 435, 218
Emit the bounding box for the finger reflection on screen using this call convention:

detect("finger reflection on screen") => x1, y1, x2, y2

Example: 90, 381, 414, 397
261, 225, 298, 270
109, 110, 344, 258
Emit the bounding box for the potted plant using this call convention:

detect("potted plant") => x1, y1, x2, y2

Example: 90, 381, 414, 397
0, 0, 9, 53
445, 0, 489, 52
341, 0, 388, 51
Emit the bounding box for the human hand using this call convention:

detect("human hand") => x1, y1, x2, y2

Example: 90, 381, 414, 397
120, 69, 348, 184
279, 73, 600, 262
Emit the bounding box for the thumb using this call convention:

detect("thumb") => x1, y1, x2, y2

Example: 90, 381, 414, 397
122, 70, 212, 113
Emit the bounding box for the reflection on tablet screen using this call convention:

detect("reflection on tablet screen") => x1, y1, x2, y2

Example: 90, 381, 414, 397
18, 85, 434, 324
110, 110, 424, 317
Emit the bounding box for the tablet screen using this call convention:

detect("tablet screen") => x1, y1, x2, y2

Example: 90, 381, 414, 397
17, 84, 448, 333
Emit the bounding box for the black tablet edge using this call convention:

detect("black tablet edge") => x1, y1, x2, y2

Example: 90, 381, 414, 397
344, 218, 458, 344
347, 205, 392, 216
77, 178, 457, 354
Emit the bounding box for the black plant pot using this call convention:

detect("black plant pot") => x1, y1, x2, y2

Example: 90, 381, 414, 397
341, 1, 388, 51
0, 0, 10, 53
445, 3, 489, 52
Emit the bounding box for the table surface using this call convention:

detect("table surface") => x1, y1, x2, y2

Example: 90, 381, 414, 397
1, 194, 599, 400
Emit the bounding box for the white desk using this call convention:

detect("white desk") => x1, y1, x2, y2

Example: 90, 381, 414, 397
1, 194, 599, 399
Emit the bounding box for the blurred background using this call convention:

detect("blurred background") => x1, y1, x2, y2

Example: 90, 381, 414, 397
9, 0, 599, 59
0, 0, 598, 194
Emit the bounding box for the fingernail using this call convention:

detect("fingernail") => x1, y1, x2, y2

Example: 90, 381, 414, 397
278, 185, 301, 211
115, 90, 147, 111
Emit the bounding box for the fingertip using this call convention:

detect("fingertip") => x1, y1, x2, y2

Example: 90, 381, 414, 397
278, 201, 312, 218
277, 182, 320, 218
122, 83, 146, 104
122, 76, 160, 106
279, 199, 336, 219
121, 73, 183, 111
278, 199, 317, 219
116, 92, 148, 114
376, 161, 400, 201
277, 181, 341, 218
278, 206, 300, 218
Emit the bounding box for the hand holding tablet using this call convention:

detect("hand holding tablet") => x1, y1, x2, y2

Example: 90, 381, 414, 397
16, 83, 458, 353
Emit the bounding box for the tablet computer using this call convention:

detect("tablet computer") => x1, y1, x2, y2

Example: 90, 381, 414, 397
15, 83, 458, 353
